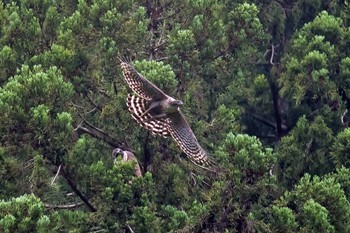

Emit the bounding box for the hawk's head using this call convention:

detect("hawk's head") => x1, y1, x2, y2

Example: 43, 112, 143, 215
164, 98, 183, 113
170, 99, 183, 107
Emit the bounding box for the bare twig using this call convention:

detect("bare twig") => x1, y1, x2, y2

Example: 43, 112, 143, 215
97, 88, 112, 99
155, 57, 168, 61
85, 107, 98, 114
82, 118, 112, 138
256, 48, 271, 64
263, 48, 271, 58
76, 125, 122, 149
50, 164, 61, 186
88, 228, 106, 233
270, 44, 275, 65
71, 103, 85, 110
252, 114, 276, 129
189, 172, 197, 186
153, 41, 167, 52
74, 116, 134, 152
304, 138, 314, 157
269, 164, 274, 176
44, 202, 83, 210
274, 0, 284, 8
60, 166, 97, 212
341, 109, 348, 125
71, 102, 98, 115
85, 93, 102, 111
269, 43, 281, 65
126, 224, 135, 233
252, 114, 288, 131
23, 158, 35, 169
190, 171, 211, 188
113, 80, 118, 96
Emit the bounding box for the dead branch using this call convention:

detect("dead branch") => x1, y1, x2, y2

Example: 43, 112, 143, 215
82, 118, 112, 138
85, 107, 98, 114
97, 88, 112, 99
60, 166, 97, 212
269, 164, 274, 176
73, 115, 134, 153
87, 227, 105, 233
252, 114, 276, 129
304, 138, 313, 157
270, 44, 275, 65
252, 114, 288, 131
126, 224, 135, 233
50, 164, 61, 186
341, 109, 348, 125
85, 93, 102, 112
44, 202, 83, 210
155, 57, 168, 61
75, 125, 122, 149
269, 44, 280, 65
113, 80, 118, 96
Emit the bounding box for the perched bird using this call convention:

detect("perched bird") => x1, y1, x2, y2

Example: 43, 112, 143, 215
112, 148, 142, 177
120, 62, 215, 169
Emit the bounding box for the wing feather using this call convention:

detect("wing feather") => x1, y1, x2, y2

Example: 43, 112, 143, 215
121, 62, 168, 101
167, 111, 214, 167
126, 94, 170, 137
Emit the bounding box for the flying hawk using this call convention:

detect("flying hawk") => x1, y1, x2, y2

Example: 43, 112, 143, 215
120, 62, 215, 169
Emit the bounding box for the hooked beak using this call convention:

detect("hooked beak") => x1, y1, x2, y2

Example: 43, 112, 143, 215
112, 148, 123, 158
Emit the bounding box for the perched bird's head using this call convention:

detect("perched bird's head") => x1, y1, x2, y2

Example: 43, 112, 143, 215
112, 148, 123, 158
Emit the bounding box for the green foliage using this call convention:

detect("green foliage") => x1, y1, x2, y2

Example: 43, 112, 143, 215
0, 194, 88, 232
270, 174, 350, 232
0, 65, 74, 163
301, 199, 334, 233
270, 206, 298, 232
1, 0, 350, 232
279, 11, 348, 124
328, 167, 350, 200
276, 116, 335, 189
204, 133, 277, 232
331, 128, 350, 168
133, 60, 177, 93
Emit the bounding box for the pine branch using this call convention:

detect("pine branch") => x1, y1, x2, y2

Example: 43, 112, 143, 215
60, 166, 97, 212
252, 114, 288, 131
75, 124, 123, 149
84, 93, 102, 111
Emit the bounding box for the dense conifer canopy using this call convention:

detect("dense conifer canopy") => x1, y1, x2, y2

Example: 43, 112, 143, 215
0, 0, 349, 232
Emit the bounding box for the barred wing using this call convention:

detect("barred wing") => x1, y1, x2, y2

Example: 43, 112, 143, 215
121, 62, 167, 101
126, 94, 170, 137
167, 111, 213, 167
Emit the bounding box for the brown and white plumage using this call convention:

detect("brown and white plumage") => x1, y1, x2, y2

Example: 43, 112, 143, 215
121, 62, 214, 168
112, 148, 142, 177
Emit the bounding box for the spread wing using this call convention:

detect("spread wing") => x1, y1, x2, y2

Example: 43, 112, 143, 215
121, 62, 168, 101
167, 111, 214, 167
126, 94, 170, 137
